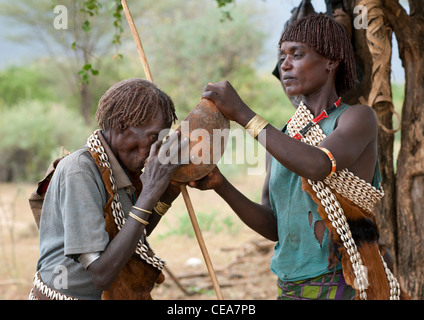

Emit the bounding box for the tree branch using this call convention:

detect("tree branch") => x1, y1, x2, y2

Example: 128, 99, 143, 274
381, 0, 410, 35
409, 0, 424, 19
381, 0, 413, 68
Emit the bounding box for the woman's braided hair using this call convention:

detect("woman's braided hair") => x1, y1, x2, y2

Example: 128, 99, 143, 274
96, 78, 177, 131
279, 14, 356, 96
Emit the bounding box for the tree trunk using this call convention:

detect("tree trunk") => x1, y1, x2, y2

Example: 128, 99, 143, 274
374, 112, 397, 263
353, 0, 399, 269
382, 0, 424, 300
80, 82, 92, 125
342, 0, 398, 268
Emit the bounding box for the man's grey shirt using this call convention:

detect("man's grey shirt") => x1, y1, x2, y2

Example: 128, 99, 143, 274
36, 133, 136, 299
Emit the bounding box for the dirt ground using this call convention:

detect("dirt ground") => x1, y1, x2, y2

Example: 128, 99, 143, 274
0, 174, 278, 300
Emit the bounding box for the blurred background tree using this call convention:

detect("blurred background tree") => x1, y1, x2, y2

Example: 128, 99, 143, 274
0, 0, 292, 182
0, 0, 120, 124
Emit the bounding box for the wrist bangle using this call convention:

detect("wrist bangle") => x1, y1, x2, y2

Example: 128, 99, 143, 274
154, 201, 171, 216
129, 212, 149, 226
245, 115, 269, 138
318, 147, 336, 178
132, 206, 152, 215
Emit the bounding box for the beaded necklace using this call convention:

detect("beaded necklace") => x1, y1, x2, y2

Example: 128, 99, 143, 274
284, 100, 400, 300
284, 97, 341, 140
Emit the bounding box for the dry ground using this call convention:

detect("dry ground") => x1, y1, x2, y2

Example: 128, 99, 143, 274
0, 173, 278, 300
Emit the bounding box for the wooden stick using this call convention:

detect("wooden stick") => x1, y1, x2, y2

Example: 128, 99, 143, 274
180, 184, 224, 300
121, 0, 154, 82
121, 0, 224, 300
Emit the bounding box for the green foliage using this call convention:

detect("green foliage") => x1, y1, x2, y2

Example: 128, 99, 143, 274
0, 100, 91, 182
0, 0, 349, 183
110, 2, 124, 47
391, 83, 404, 110
0, 61, 105, 124
391, 83, 404, 168
216, 0, 234, 7
75, 0, 123, 85
158, 209, 239, 239
0, 64, 57, 107
144, 1, 267, 119
216, 0, 235, 21
77, 63, 99, 85
230, 70, 294, 128
80, 0, 102, 17
0, 0, 299, 182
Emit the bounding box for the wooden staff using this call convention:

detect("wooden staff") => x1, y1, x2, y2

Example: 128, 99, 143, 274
121, 0, 154, 82
180, 185, 224, 300
121, 0, 224, 300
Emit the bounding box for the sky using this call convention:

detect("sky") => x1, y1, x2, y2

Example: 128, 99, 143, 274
0, 0, 405, 82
